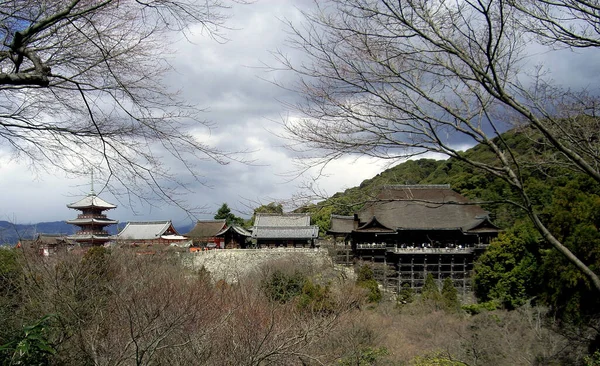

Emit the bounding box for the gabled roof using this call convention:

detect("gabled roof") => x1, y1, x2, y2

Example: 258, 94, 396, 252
216, 225, 251, 237
254, 213, 310, 227
117, 221, 179, 240
357, 185, 499, 232
251, 226, 319, 240
186, 219, 227, 238
327, 215, 355, 234
67, 193, 116, 210
35, 234, 72, 245
355, 216, 395, 233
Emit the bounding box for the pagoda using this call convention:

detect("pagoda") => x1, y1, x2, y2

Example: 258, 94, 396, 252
66, 188, 118, 246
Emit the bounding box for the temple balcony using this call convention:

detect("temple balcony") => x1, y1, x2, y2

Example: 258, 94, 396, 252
76, 230, 110, 236
76, 214, 108, 219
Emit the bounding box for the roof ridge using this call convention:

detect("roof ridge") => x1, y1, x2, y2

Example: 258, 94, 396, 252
126, 220, 171, 225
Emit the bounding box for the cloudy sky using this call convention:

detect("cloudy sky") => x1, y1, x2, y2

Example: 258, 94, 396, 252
0, 0, 395, 226
0, 0, 599, 226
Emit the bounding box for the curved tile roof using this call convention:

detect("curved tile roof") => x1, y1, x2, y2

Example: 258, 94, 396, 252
117, 221, 178, 240
67, 193, 117, 209
186, 219, 227, 238
357, 185, 496, 232
251, 226, 319, 239
254, 213, 310, 227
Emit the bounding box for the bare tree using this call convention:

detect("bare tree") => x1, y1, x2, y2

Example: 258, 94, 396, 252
0, 0, 243, 211
273, 0, 600, 291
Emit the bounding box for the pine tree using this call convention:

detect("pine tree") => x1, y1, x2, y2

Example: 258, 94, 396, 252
421, 274, 442, 305
441, 277, 460, 312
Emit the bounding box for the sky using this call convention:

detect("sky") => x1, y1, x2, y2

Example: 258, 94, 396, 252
0, 0, 396, 226
0, 0, 599, 226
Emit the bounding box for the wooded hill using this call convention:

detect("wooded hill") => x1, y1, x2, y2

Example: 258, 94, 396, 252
307, 126, 600, 328
308, 126, 593, 234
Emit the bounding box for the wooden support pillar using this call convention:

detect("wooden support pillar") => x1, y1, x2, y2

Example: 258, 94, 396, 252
411, 256, 415, 289
463, 257, 467, 297
383, 256, 387, 291
398, 257, 402, 293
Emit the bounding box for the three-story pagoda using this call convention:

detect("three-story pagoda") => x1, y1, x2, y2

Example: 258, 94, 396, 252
67, 190, 118, 246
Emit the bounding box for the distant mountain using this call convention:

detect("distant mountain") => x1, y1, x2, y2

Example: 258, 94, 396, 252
0, 221, 118, 245
0, 220, 196, 246
175, 222, 195, 235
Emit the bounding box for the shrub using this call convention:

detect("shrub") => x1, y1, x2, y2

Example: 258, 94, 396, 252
262, 269, 306, 303
356, 265, 382, 303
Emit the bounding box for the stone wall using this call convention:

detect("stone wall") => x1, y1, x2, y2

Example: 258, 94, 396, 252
182, 248, 334, 284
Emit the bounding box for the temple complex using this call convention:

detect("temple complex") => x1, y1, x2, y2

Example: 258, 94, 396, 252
66, 189, 118, 246
328, 185, 501, 293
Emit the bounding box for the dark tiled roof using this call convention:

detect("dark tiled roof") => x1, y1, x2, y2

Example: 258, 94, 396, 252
254, 213, 310, 227
186, 220, 227, 238
216, 225, 251, 237
357, 185, 496, 232
327, 215, 355, 234
252, 226, 319, 239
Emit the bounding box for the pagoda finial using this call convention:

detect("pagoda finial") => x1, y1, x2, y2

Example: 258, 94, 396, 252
90, 169, 95, 196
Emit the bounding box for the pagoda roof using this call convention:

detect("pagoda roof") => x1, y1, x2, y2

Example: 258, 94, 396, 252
67, 234, 113, 240
66, 218, 118, 225
67, 193, 116, 209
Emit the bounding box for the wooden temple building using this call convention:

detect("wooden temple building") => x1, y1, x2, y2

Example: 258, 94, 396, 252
116, 221, 188, 246
66, 190, 118, 246
328, 185, 501, 292
186, 219, 251, 249
252, 213, 319, 248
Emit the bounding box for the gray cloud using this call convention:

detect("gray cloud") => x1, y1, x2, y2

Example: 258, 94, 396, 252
2, 0, 600, 227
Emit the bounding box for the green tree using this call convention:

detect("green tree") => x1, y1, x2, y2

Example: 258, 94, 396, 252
536, 178, 600, 323
356, 265, 382, 304
277, 0, 600, 294
214, 203, 244, 226
474, 223, 541, 309
421, 274, 442, 306
262, 270, 306, 303
396, 283, 415, 307
441, 278, 460, 313
0, 249, 22, 346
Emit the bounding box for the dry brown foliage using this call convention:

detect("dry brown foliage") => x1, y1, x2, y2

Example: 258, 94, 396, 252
6, 248, 587, 365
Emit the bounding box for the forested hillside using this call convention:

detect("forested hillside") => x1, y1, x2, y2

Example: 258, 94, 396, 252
308, 126, 600, 337
310, 126, 588, 232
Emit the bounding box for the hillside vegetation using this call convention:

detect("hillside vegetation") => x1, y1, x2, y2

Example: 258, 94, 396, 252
308, 126, 600, 337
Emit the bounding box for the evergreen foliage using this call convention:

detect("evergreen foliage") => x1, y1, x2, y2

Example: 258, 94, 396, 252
262, 269, 306, 303
397, 283, 415, 306
214, 203, 245, 226
356, 265, 382, 303
473, 223, 541, 309
441, 278, 460, 312
421, 274, 442, 305
311, 127, 600, 324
